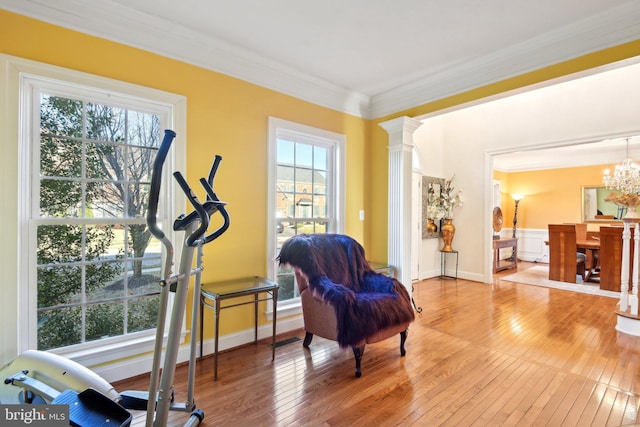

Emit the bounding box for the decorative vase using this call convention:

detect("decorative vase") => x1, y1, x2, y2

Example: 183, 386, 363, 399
427, 218, 437, 233
441, 218, 456, 252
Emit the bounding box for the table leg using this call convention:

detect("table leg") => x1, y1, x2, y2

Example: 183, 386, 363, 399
585, 249, 593, 281
214, 298, 220, 381
254, 293, 259, 343
455, 252, 459, 278
272, 289, 278, 361
199, 296, 204, 360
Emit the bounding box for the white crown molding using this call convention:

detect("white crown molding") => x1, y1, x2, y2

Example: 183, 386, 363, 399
0, 0, 372, 117
2, 1, 640, 119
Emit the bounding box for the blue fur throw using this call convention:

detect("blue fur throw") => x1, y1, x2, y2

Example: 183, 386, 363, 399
277, 233, 415, 347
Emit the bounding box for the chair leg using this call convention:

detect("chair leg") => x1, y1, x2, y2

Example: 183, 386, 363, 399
400, 330, 408, 357
352, 345, 365, 378
303, 332, 313, 348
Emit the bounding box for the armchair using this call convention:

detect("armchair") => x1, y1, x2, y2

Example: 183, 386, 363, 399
278, 233, 415, 377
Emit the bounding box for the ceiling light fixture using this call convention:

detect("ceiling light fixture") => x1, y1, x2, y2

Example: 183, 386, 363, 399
603, 138, 640, 195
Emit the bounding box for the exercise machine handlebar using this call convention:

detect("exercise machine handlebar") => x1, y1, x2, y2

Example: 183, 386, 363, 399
147, 129, 176, 243
207, 155, 223, 190
199, 177, 230, 244
172, 171, 210, 247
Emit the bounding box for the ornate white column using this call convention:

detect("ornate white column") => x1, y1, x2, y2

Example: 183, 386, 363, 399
621, 221, 631, 312
633, 223, 639, 315
379, 116, 422, 291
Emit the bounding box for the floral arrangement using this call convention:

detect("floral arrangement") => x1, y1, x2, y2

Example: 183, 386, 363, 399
428, 175, 464, 220
605, 191, 640, 208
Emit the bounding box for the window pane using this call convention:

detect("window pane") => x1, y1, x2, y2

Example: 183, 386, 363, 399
128, 184, 150, 218
277, 139, 294, 164
37, 265, 82, 308
38, 307, 82, 350
313, 195, 326, 217
314, 146, 327, 170
128, 146, 156, 182
313, 171, 327, 195
86, 264, 122, 302
86, 142, 124, 180
128, 295, 160, 333
87, 261, 125, 302
86, 302, 124, 341
278, 192, 295, 217
86, 103, 126, 142
127, 111, 161, 147
88, 182, 124, 218
40, 136, 82, 178
37, 225, 82, 264
40, 95, 83, 138
276, 264, 296, 300
295, 169, 313, 193
295, 142, 313, 168
39, 179, 82, 218
297, 221, 324, 234
295, 196, 312, 217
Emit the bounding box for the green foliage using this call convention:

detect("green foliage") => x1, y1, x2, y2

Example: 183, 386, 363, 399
86, 303, 125, 342
38, 307, 82, 350
128, 296, 161, 333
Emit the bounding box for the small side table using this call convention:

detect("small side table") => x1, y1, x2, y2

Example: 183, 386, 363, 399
200, 276, 279, 380
439, 250, 459, 280
368, 261, 395, 278
493, 238, 518, 273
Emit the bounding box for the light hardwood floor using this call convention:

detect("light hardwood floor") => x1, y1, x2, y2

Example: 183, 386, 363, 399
114, 262, 640, 426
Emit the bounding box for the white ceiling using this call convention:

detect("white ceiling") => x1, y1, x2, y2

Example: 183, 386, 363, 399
3, 0, 640, 118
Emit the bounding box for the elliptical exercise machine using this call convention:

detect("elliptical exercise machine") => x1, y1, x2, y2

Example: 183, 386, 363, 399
1, 129, 230, 426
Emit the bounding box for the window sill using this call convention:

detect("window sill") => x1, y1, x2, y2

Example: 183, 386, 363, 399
266, 298, 302, 321
51, 329, 187, 371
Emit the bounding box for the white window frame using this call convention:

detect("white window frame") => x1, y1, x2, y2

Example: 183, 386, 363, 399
1, 54, 186, 375
266, 117, 346, 318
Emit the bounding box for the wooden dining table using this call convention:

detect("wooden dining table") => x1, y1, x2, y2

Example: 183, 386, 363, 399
577, 238, 600, 282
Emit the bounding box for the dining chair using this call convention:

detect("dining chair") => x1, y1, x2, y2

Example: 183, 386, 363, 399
548, 224, 586, 283
599, 226, 634, 292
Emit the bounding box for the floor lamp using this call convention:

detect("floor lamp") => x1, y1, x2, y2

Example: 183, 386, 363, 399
512, 194, 524, 238
510, 194, 524, 261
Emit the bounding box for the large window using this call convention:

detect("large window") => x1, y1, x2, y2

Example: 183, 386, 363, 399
35, 93, 167, 350
267, 118, 345, 303
3, 56, 186, 363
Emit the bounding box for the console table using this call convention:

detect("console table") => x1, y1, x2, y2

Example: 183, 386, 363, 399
493, 238, 518, 273
200, 276, 279, 380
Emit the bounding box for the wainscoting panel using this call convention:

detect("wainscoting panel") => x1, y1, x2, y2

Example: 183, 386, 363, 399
501, 228, 548, 263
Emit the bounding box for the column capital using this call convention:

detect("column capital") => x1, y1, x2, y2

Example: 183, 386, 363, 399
379, 116, 423, 144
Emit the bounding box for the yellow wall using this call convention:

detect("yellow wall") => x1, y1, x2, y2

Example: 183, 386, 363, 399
0, 10, 369, 339
495, 164, 613, 230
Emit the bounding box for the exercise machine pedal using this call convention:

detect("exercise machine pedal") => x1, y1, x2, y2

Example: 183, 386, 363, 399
52, 388, 132, 427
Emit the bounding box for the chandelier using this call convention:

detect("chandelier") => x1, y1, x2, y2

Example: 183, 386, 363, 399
603, 138, 640, 194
